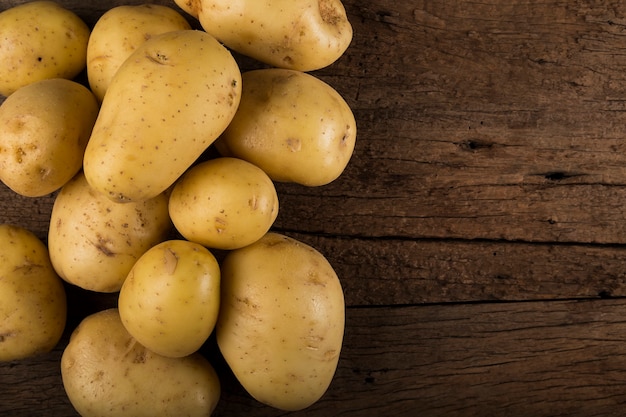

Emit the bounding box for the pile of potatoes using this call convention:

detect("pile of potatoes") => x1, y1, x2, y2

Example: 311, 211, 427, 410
0, 0, 356, 415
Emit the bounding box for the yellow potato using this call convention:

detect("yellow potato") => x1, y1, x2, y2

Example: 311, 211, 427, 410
48, 172, 172, 293
87, 4, 192, 102
215, 68, 357, 186
0, 224, 66, 361
169, 157, 279, 250
0, 1, 90, 96
175, 0, 353, 71
118, 240, 221, 358
0, 78, 99, 197
83, 29, 242, 203
61, 308, 221, 417
216, 232, 345, 411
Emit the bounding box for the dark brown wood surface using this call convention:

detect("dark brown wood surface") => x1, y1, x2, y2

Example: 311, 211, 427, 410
3, 1, 626, 416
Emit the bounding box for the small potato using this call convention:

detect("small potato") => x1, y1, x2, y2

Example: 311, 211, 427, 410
0, 78, 99, 197
0, 1, 90, 96
48, 172, 172, 293
87, 4, 192, 102
169, 157, 279, 250
118, 240, 221, 358
217, 232, 345, 411
0, 224, 67, 361
83, 30, 242, 203
61, 308, 221, 417
175, 0, 353, 71
215, 68, 357, 186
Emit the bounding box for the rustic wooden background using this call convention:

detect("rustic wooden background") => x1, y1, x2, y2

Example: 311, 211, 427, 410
3, 0, 626, 416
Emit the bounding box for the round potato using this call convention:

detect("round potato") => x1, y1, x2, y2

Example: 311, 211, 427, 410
169, 157, 279, 250
0, 78, 99, 197
175, 0, 353, 71
215, 68, 356, 186
61, 308, 221, 417
118, 240, 221, 358
87, 4, 192, 102
48, 172, 172, 293
0, 1, 90, 96
0, 224, 67, 361
216, 232, 345, 411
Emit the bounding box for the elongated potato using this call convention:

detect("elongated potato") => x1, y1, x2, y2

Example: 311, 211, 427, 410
61, 308, 221, 417
175, 0, 352, 71
0, 1, 90, 96
0, 78, 99, 197
0, 224, 66, 361
48, 172, 172, 293
216, 232, 345, 411
87, 4, 192, 102
215, 69, 356, 186
83, 30, 242, 203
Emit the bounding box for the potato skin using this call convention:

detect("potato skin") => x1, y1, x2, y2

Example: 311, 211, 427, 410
216, 232, 345, 411
118, 240, 221, 358
168, 157, 279, 250
176, 0, 353, 71
215, 68, 357, 186
0, 1, 90, 96
87, 4, 192, 102
48, 172, 172, 293
0, 78, 99, 197
0, 224, 67, 361
83, 30, 242, 203
61, 308, 221, 417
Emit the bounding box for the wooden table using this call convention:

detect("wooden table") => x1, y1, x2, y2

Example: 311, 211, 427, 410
3, 0, 626, 415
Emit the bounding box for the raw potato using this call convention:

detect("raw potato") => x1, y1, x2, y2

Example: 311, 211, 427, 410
0, 224, 66, 361
0, 1, 90, 96
87, 4, 192, 102
175, 0, 353, 71
118, 240, 221, 358
48, 172, 172, 293
0, 78, 99, 197
61, 308, 221, 417
216, 232, 345, 411
168, 157, 279, 250
215, 68, 357, 186
83, 29, 242, 203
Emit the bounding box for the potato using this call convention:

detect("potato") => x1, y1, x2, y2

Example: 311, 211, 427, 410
87, 4, 192, 102
169, 157, 279, 250
0, 78, 99, 197
48, 172, 172, 293
215, 68, 357, 186
61, 308, 221, 417
0, 1, 90, 96
118, 240, 221, 358
83, 29, 242, 203
216, 232, 344, 411
0, 224, 66, 361
175, 0, 353, 71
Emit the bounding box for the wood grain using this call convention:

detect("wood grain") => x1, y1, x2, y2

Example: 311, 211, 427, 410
272, 0, 626, 244
3, 0, 626, 416
4, 300, 626, 417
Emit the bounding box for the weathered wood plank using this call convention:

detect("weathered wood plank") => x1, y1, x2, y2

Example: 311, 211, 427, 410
4, 300, 626, 417
269, 0, 626, 244
289, 233, 626, 306
4, 0, 626, 244
274, 182, 626, 243
4, 181, 626, 307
